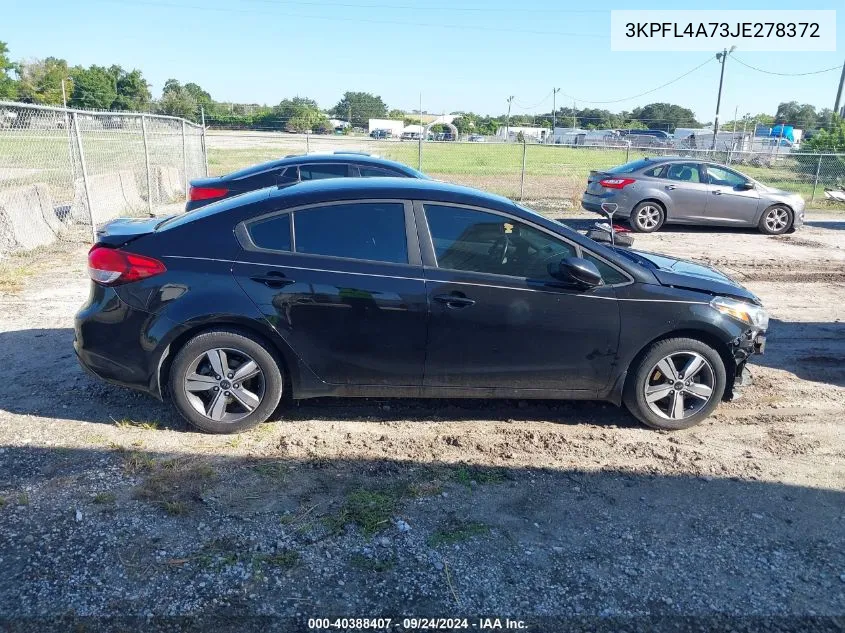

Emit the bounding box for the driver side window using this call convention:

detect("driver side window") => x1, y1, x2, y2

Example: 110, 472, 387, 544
424, 204, 575, 280
706, 165, 747, 188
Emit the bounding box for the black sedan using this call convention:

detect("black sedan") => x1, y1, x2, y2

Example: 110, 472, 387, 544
76, 178, 768, 434
186, 152, 426, 211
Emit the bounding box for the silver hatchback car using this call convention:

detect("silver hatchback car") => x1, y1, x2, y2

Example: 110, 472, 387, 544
582, 157, 805, 234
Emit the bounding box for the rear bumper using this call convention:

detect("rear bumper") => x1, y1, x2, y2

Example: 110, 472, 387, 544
581, 193, 632, 218
74, 285, 164, 398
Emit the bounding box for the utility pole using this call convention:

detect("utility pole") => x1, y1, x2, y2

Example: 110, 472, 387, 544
834, 58, 845, 116
572, 99, 576, 130
552, 87, 560, 131
505, 95, 515, 141
711, 46, 736, 150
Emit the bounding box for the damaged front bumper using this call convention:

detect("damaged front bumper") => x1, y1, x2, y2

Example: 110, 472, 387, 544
726, 329, 766, 401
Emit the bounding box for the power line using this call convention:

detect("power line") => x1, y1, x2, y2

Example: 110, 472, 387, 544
558, 56, 716, 105
96, 0, 605, 38
512, 92, 553, 110
731, 56, 843, 77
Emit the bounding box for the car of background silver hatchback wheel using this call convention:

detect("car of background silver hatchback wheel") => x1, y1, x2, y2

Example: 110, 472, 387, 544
582, 157, 805, 235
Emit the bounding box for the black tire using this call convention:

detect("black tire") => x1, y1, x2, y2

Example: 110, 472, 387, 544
628, 201, 666, 233
623, 337, 727, 431
169, 328, 283, 434
757, 205, 793, 235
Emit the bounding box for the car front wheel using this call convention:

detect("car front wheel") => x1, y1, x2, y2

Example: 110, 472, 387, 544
758, 205, 793, 235
629, 201, 665, 233
623, 337, 727, 430
169, 328, 283, 434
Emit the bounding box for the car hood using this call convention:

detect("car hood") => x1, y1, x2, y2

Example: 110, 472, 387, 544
615, 248, 761, 304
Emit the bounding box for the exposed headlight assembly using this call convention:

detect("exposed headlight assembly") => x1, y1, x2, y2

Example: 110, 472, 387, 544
711, 296, 769, 330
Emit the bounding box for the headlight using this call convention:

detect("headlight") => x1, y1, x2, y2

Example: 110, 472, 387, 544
711, 296, 769, 330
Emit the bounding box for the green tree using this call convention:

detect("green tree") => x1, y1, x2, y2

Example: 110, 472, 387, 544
0, 41, 19, 99
184, 82, 212, 106
111, 68, 151, 111
15, 57, 70, 105
332, 91, 387, 128
387, 108, 405, 120
69, 65, 116, 110
258, 96, 328, 132
630, 103, 699, 131
774, 101, 818, 130
802, 116, 845, 152
162, 78, 182, 95
157, 86, 197, 120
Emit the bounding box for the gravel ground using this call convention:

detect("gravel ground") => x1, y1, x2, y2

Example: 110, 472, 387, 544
0, 210, 843, 631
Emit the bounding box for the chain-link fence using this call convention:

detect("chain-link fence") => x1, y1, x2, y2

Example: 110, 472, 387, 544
207, 130, 845, 210
0, 101, 206, 258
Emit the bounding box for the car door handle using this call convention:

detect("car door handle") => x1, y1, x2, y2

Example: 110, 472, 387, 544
250, 271, 295, 288
665, 185, 676, 190
433, 294, 476, 309
712, 191, 723, 195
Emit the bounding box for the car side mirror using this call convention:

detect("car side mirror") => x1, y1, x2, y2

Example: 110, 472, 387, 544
738, 182, 755, 191
549, 256, 603, 287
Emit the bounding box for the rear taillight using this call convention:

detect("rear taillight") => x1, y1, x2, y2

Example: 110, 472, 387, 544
88, 246, 166, 286
599, 178, 636, 189
189, 186, 228, 202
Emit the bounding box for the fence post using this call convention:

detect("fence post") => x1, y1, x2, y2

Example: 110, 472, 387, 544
306, 132, 310, 154
418, 134, 423, 171
71, 112, 96, 243
811, 154, 822, 204
181, 120, 188, 202
520, 140, 527, 201
201, 106, 209, 177
141, 115, 154, 216
625, 145, 630, 163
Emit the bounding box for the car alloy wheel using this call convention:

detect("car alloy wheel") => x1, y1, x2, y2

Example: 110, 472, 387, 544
764, 207, 790, 233
635, 204, 662, 231
643, 351, 715, 421
183, 347, 265, 423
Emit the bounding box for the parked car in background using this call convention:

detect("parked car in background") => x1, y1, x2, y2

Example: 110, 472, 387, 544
468, 134, 486, 142
185, 152, 426, 211
582, 157, 805, 235
401, 131, 421, 141
369, 129, 393, 139
77, 178, 768, 434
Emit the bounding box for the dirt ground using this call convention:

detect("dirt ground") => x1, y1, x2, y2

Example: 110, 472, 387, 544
0, 209, 843, 631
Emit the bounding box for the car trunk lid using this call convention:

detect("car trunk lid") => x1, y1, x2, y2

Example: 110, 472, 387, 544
94, 216, 168, 248
586, 170, 613, 194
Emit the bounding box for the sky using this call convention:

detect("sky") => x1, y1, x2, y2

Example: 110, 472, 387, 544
3, 0, 844, 123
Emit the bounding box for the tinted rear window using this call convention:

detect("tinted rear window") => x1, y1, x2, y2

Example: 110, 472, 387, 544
248, 214, 292, 251
294, 202, 407, 264
607, 158, 656, 174
358, 166, 402, 177
299, 164, 349, 180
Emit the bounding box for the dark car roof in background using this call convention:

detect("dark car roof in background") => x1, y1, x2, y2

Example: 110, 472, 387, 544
223, 153, 422, 180
269, 176, 516, 209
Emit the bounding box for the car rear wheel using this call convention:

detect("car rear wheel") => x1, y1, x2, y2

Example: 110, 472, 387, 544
629, 201, 665, 233
169, 329, 283, 434
758, 205, 792, 235
623, 337, 727, 430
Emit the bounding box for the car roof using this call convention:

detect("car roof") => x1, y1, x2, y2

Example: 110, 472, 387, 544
268, 176, 518, 211
223, 152, 421, 180
634, 157, 740, 168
